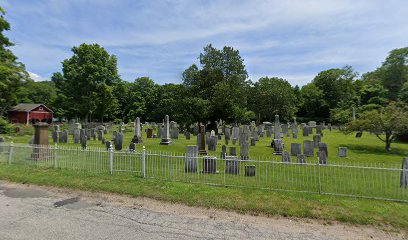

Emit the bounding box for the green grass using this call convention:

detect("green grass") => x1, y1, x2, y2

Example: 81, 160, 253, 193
0, 164, 407, 230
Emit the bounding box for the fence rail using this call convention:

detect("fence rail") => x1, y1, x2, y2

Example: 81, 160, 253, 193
0, 143, 407, 202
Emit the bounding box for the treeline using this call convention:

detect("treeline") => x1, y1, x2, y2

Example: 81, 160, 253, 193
1, 7, 407, 127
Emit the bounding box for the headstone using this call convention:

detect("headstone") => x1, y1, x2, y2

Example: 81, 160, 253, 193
198, 124, 207, 155
147, 129, 153, 138
224, 127, 231, 141
52, 131, 59, 144
225, 156, 240, 175
171, 127, 179, 139
272, 139, 284, 155
290, 143, 302, 156
338, 147, 347, 157
303, 140, 314, 157
185, 131, 191, 140
232, 138, 237, 145
355, 132, 363, 138
308, 121, 316, 127
208, 136, 217, 151
292, 123, 298, 139
401, 158, 408, 188
160, 115, 172, 145
129, 143, 136, 152
232, 127, 240, 140
240, 143, 249, 160
318, 142, 328, 159
229, 147, 237, 156
282, 151, 291, 163
206, 132, 211, 143
203, 156, 216, 173
313, 135, 321, 148
157, 126, 163, 138
31, 123, 50, 160
0, 138, 3, 153
302, 126, 309, 137
74, 129, 80, 144
274, 115, 281, 139
86, 130, 91, 141
221, 145, 227, 159
328, 123, 332, 131
308, 126, 313, 134
316, 125, 322, 134
193, 123, 199, 136
245, 165, 256, 177
115, 132, 123, 151
281, 124, 288, 137
58, 131, 65, 143
297, 154, 306, 164
105, 141, 111, 151
217, 134, 222, 140
185, 145, 198, 173
250, 137, 256, 146
318, 151, 328, 165
97, 130, 103, 141
81, 133, 87, 149
266, 129, 272, 138
133, 117, 143, 143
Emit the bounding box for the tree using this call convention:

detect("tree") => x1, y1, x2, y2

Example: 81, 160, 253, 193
52, 43, 121, 121
298, 83, 326, 119
248, 77, 297, 121
311, 66, 358, 118
182, 44, 250, 125
345, 102, 408, 151
0, 6, 31, 116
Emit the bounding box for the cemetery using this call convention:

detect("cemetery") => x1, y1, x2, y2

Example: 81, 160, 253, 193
1, 115, 407, 203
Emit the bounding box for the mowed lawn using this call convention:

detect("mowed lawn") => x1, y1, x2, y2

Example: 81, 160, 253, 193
1, 125, 408, 230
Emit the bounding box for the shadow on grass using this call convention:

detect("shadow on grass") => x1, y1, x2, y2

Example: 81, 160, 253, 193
342, 143, 408, 156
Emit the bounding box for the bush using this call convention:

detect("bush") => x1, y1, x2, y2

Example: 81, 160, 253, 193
0, 118, 14, 134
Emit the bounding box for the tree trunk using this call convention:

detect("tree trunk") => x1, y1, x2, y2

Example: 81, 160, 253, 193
385, 132, 392, 151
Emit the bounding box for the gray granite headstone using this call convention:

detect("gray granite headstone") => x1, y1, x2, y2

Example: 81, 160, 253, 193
303, 140, 314, 157
313, 135, 321, 148
272, 139, 284, 155
208, 136, 217, 151
282, 151, 291, 163
52, 131, 59, 144
302, 127, 309, 137
225, 156, 240, 175
129, 143, 136, 152
338, 147, 347, 157
290, 143, 302, 156
185, 131, 191, 140
297, 154, 306, 164
203, 156, 216, 173
185, 145, 198, 173
250, 137, 256, 146
318, 142, 328, 159
221, 145, 227, 159
105, 141, 111, 151
115, 132, 123, 151
229, 147, 237, 156
240, 143, 249, 160
274, 115, 281, 139
318, 151, 328, 165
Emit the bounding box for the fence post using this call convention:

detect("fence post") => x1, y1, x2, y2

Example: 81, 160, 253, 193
142, 146, 146, 178
8, 142, 14, 165
109, 142, 114, 175
54, 143, 58, 168
317, 157, 322, 194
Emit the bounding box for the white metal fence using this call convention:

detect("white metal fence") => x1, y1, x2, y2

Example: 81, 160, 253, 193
0, 143, 407, 202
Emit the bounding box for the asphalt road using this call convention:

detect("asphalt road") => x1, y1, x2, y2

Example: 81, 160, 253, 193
0, 182, 405, 240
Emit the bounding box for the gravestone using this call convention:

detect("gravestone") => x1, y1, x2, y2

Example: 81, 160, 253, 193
133, 117, 143, 143
147, 129, 153, 138
250, 137, 256, 146
221, 145, 227, 159
282, 151, 291, 163
97, 130, 103, 141
308, 121, 316, 127
115, 132, 123, 151
79, 129, 85, 144
308, 126, 313, 134
217, 134, 222, 140
318, 142, 328, 158
240, 143, 249, 160
203, 156, 216, 173
105, 141, 111, 151
274, 115, 281, 139
160, 115, 172, 145
229, 146, 237, 156
303, 140, 314, 157
185, 131, 191, 140
157, 126, 163, 138
313, 135, 321, 148
86, 130, 91, 141
225, 156, 240, 175
129, 143, 136, 152
198, 124, 207, 155
185, 145, 198, 173
316, 125, 322, 134
401, 158, 408, 188
272, 139, 284, 155
224, 127, 231, 141
232, 138, 237, 145
206, 132, 211, 143
52, 131, 59, 144
193, 124, 199, 136
172, 127, 179, 139
328, 123, 332, 131
58, 131, 65, 143
208, 136, 217, 151
266, 129, 272, 138
355, 132, 363, 138
281, 124, 289, 137
245, 165, 256, 177
318, 151, 328, 165
297, 154, 306, 164
74, 129, 80, 144
290, 143, 302, 156
232, 127, 239, 140
338, 147, 347, 157
302, 127, 309, 137
292, 124, 298, 139
31, 123, 51, 160
81, 134, 87, 149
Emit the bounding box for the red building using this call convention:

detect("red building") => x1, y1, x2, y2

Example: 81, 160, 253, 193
8, 104, 53, 125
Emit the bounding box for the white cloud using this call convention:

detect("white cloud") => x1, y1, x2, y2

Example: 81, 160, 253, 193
28, 71, 46, 82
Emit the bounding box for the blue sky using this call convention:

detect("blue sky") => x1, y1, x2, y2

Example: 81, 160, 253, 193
2, 0, 408, 86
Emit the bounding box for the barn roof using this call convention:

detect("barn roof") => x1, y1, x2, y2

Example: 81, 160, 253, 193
10, 104, 53, 112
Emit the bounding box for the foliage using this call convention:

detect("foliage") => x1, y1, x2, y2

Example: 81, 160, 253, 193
52, 43, 121, 121
0, 117, 13, 134
0, 7, 31, 116
248, 77, 297, 122
345, 102, 408, 150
